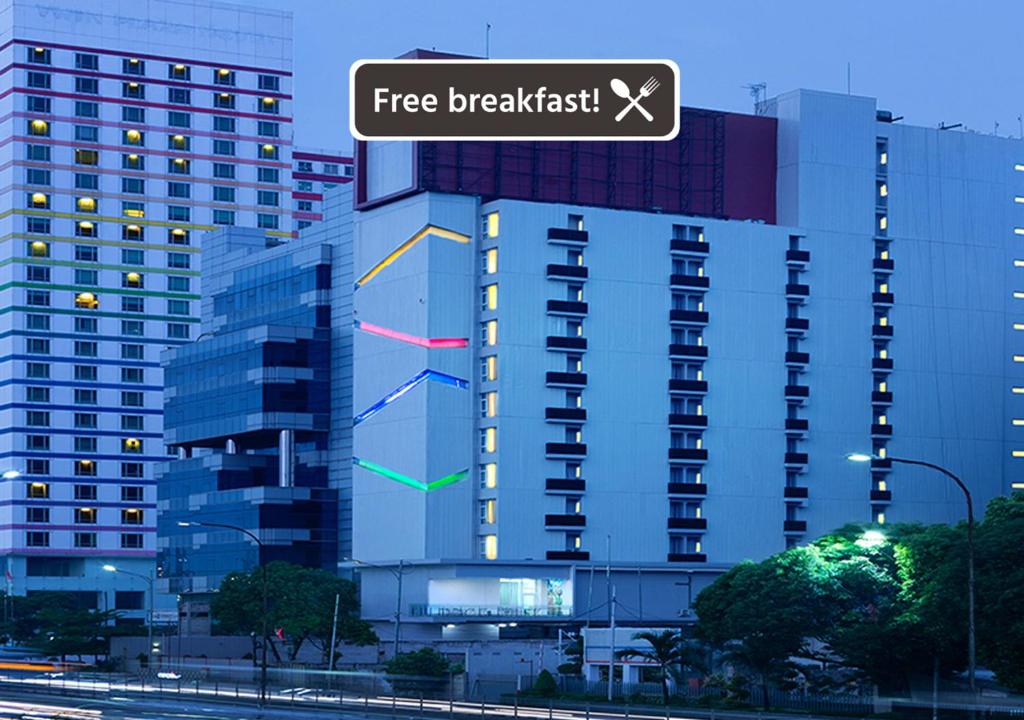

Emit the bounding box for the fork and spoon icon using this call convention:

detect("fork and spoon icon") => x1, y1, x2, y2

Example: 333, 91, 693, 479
610, 76, 660, 122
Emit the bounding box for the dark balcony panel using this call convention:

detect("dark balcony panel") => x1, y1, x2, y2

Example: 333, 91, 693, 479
670, 239, 709, 255
870, 489, 893, 503
873, 258, 895, 272
546, 336, 588, 351
872, 358, 894, 371
785, 418, 810, 432
668, 517, 708, 530
547, 550, 590, 561
785, 452, 809, 465
872, 292, 895, 305
546, 442, 587, 457
871, 424, 893, 436
872, 324, 894, 337
872, 391, 893, 404
669, 448, 708, 461
546, 407, 587, 422
785, 384, 810, 398
545, 514, 586, 527
547, 227, 589, 244
546, 371, 588, 387
785, 317, 810, 332
669, 379, 708, 393
669, 344, 708, 358
547, 299, 589, 315
667, 482, 708, 495
786, 249, 811, 264
546, 263, 588, 280
784, 520, 807, 533
668, 414, 708, 428
670, 309, 710, 324
785, 351, 810, 365
670, 274, 710, 289
871, 458, 892, 471
784, 486, 809, 499
785, 283, 810, 297
667, 553, 707, 563
546, 478, 586, 492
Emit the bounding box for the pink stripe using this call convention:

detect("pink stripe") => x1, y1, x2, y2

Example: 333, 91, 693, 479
357, 320, 468, 349
4, 159, 292, 192
291, 192, 323, 201
293, 151, 354, 163
3, 39, 291, 76
3, 548, 154, 557
293, 171, 352, 184
11, 135, 289, 168
7, 524, 154, 532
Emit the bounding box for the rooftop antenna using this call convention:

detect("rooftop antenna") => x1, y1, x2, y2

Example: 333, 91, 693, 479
485, 22, 491, 59
846, 62, 851, 94
1018, 115, 1022, 139
743, 82, 767, 115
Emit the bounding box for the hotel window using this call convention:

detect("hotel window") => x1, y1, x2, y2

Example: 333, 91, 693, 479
167, 299, 189, 315
168, 157, 191, 175
75, 507, 97, 524
122, 486, 144, 502
257, 214, 279, 230
167, 181, 190, 199
76, 196, 97, 213
483, 248, 498, 274
74, 459, 97, 477
168, 323, 190, 339
28, 47, 51, 64
75, 173, 98, 190
26, 363, 49, 379
481, 534, 498, 560
123, 299, 144, 317
121, 508, 144, 525
74, 484, 97, 500
485, 212, 499, 238
481, 391, 498, 418
122, 463, 144, 479
76, 221, 97, 237
122, 153, 144, 170
213, 210, 235, 226
213, 163, 236, 179
26, 386, 49, 402
568, 213, 584, 231
480, 499, 496, 524
26, 289, 50, 306
258, 121, 280, 137
259, 97, 280, 114
122, 106, 146, 123
75, 125, 99, 142
167, 206, 190, 222
26, 532, 49, 548
74, 533, 97, 549
75, 77, 99, 94
168, 228, 190, 245
213, 186, 236, 203
214, 68, 235, 85
27, 170, 51, 188
568, 249, 584, 266
481, 463, 497, 489
74, 340, 98, 356
121, 80, 145, 98
75, 101, 99, 118
121, 533, 144, 549
483, 320, 497, 346
26, 482, 49, 499
482, 284, 498, 311
123, 58, 145, 74
73, 292, 97, 309
74, 413, 98, 429
168, 134, 191, 151
74, 388, 97, 406
167, 111, 191, 128
214, 92, 235, 109
122, 320, 144, 336
121, 414, 144, 431
73, 317, 97, 334
26, 461, 49, 477
75, 245, 98, 263
26, 338, 49, 355
214, 116, 236, 133
122, 437, 143, 454
481, 355, 497, 382
168, 63, 191, 80
121, 367, 144, 383
121, 344, 144, 360
258, 74, 281, 91
566, 533, 583, 551
297, 161, 313, 172
258, 167, 280, 183
123, 128, 144, 145
26, 96, 50, 113
481, 427, 497, 453
28, 119, 49, 136
213, 139, 235, 156
260, 143, 279, 159
26, 144, 50, 161
26, 507, 49, 523
75, 149, 99, 166
75, 365, 97, 381
122, 272, 144, 289
121, 248, 144, 265
74, 437, 97, 453
122, 224, 143, 241
27, 71, 50, 88
26, 434, 49, 450
258, 190, 280, 206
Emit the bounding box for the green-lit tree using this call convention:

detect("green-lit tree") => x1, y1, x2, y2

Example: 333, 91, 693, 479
0, 591, 116, 662
617, 629, 701, 705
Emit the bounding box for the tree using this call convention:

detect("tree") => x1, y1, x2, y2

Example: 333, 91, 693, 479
0, 592, 117, 662
211, 562, 377, 665
533, 669, 558, 696
617, 630, 695, 705
385, 647, 452, 696
557, 635, 583, 676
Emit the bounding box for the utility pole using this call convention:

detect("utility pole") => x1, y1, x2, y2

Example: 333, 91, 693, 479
394, 559, 405, 658
328, 592, 340, 675
607, 586, 616, 702
485, 23, 491, 59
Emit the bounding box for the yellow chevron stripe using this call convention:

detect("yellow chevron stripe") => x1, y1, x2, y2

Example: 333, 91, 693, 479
355, 224, 470, 288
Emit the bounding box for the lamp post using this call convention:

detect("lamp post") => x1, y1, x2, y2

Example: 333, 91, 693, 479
847, 453, 976, 694
344, 557, 408, 658
102, 564, 154, 666
178, 520, 269, 705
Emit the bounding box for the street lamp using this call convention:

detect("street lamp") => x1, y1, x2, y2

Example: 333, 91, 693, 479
178, 520, 269, 705
846, 452, 976, 693
344, 557, 408, 658
2, 470, 21, 480
103, 564, 155, 666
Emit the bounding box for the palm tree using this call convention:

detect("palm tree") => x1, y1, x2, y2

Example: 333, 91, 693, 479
618, 630, 691, 705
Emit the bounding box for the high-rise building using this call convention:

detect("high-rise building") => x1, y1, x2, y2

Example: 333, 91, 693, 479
291, 147, 353, 231
344, 86, 1023, 639
0, 0, 294, 620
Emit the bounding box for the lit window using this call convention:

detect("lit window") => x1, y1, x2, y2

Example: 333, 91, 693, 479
75, 292, 98, 309
123, 272, 143, 289
122, 438, 142, 453
485, 391, 497, 417
483, 463, 497, 489
878, 381, 887, 392
877, 415, 887, 425
124, 129, 142, 145
879, 183, 888, 197
30, 192, 48, 208
483, 534, 497, 560
485, 355, 497, 381
30, 119, 48, 136
484, 284, 498, 310
485, 248, 498, 274
879, 152, 888, 166
879, 216, 888, 231
30, 241, 48, 257
485, 320, 497, 346
876, 512, 886, 525
486, 212, 499, 238
484, 427, 496, 453
483, 499, 496, 524
76, 197, 96, 213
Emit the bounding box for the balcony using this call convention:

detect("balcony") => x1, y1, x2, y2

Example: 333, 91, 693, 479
873, 258, 894, 273
546, 264, 588, 281
872, 324, 894, 338
785, 384, 810, 401
669, 309, 709, 325
547, 300, 589, 316
669, 448, 708, 462
669, 379, 708, 394
870, 489, 893, 503
546, 442, 587, 458
784, 452, 809, 467
871, 458, 892, 472
410, 603, 573, 619
546, 478, 586, 493
785, 283, 810, 302
669, 344, 708, 359
784, 486, 809, 500
668, 414, 708, 428
667, 553, 707, 563
785, 417, 809, 435
872, 391, 893, 405
545, 514, 586, 528
783, 520, 807, 533
546, 550, 590, 561
546, 336, 587, 352
871, 423, 893, 437
872, 357, 894, 371
785, 249, 811, 266
785, 317, 810, 335
546, 407, 587, 423
547, 227, 588, 245
669, 274, 710, 290
667, 482, 707, 496
872, 291, 895, 306
670, 239, 709, 256
785, 351, 810, 367
668, 517, 708, 531
546, 371, 587, 387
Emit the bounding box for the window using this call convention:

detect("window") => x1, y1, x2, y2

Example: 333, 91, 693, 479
121, 391, 144, 407
75, 101, 99, 118
75, 148, 99, 165
122, 177, 145, 194
74, 437, 97, 453
27, 482, 49, 499
74, 484, 97, 500
258, 190, 280, 206
258, 167, 280, 183
122, 153, 144, 170
74, 459, 97, 477
26, 290, 50, 306
213, 92, 235, 109
167, 111, 191, 128
167, 253, 190, 269
75, 52, 99, 70
167, 276, 190, 292
26, 362, 50, 379
258, 74, 280, 91
167, 87, 191, 104
297, 200, 313, 212
28, 119, 49, 137
213, 163, 236, 179
213, 139, 235, 156
76, 220, 97, 237
27, 71, 51, 88
167, 299, 189, 315
76, 196, 98, 213
213, 116, 236, 133
26, 459, 49, 475
213, 186, 236, 203
122, 106, 145, 123
26, 265, 50, 282
167, 323, 190, 339
214, 68, 235, 85
121, 344, 144, 360
121, 533, 144, 549
74, 125, 99, 143
74, 340, 98, 356
26, 315, 50, 331
168, 63, 191, 80
121, 367, 144, 383
27, 216, 51, 234
122, 81, 144, 99
75, 77, 99, 94
167, 206, 190, 222
74, 388, 97, 405
74, 533, 97, 549
121, 248, 144, 265
121, 320, 144, 336
26, 507, 50, 523
257, 214, 279, 229
26, 144, 51, 161
74, 365, 98, 381
26, 435, 49, 450
482, 534, 498, 560
483, 320, 497, 346
121, 486, 144, 502
74, 413, 97, 429
75, 173, 98, 190
73, 317, 98, 333
122, 201, 145, 219
168, 228, 190, 245
259, 143, 279, 159
26, 386, 49, 402
122, 224, 143, 241
483, 284, 498, 311
75, 245, 99, 262
27, 170, 51, 188
212, 209, 235, 226
75, 268, 98, 285
168, 157, 190, 174
485, 212, 500, 238
258, 121, 279, 137
168, 133, 191, 151
75, 507, 97, 523
122, 272, 144, 289
26, 532, 49, 548
121, 508, 144, 524
28, 47, 51, 64
123, 58, 145, 75
26, 338, 49, 355
297, 161, 313, 172
121, 462, 144, 478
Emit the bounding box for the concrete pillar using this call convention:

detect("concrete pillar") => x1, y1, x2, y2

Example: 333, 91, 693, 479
225, 438, 236, 454
279, 429, 294, 487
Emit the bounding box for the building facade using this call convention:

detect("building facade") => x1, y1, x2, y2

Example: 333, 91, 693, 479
0, 0, 294, 619
291, 147, 353, 231
347, 88, 1022, 639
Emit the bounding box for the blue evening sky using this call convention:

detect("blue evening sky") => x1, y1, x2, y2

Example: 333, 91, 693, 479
245, 0, 1024, 154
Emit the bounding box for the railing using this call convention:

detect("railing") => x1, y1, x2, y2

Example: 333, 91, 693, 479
409, 604, 573, 618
